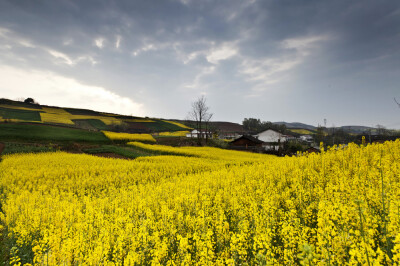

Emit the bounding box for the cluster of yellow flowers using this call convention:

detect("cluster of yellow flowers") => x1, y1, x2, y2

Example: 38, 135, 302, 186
40, 107, 123, 125
158, 131, 191, 137
162, 120, 192, 129
0, 104, 41, 111
40, 107, 75, 125
0, 141, 399, 265
127, 142, 270, 161
289, 129, 315, 135
102, 131, 156, 142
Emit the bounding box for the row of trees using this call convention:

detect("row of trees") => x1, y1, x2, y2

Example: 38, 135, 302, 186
242, 118, 287, 133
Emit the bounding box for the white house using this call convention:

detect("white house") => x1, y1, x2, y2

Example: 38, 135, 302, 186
256, 129, 286, 151
300, 135, 313, 142
257, 129, 286, 143
186, 129, 213, 139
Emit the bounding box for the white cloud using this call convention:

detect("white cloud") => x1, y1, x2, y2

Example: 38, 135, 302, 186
282, 35, 330, 55
206, 43, 238, 64
47, 49, 97, 66
94, 37, 105, 49
48, 49, 74, 65
184, 65, 216, 89
0, 65, 144, 116
240, 34, 331, 91
115, 35, 122, 49
63, 39, 73, 46
132, 43, 157, 56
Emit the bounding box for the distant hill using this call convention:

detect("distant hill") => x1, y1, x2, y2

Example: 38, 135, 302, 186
273, 122, 317, 130
0, 98, 190, 133
339, 125, 375, 134
273, 121, 387, 135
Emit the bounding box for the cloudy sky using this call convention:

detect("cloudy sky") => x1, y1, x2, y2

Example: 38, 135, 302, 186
0, 0, 399, 128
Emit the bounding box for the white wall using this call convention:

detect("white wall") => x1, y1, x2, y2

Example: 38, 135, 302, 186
257, 129, 286, 143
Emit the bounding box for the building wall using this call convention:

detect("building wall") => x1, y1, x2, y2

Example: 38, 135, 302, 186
257, 129, 286, 143
230, 138, 262, 147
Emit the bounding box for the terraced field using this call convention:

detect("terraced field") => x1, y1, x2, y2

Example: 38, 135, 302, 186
0, 99, 189, 133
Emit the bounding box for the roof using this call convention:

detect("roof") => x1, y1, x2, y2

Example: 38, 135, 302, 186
210, 122, 247, 133
231, 135, 264, 144
257, 129, 282, 135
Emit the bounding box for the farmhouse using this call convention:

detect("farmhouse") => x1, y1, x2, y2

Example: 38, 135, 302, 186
300, 135, 313, 142
230, 135, 263, 147
186, 129, 213, 139
257, 129, 286, 142
211, 122, 247, 140
256, 129, 287, 151
229, 135, 264, 152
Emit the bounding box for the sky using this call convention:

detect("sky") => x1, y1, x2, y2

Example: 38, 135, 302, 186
0, 0, 399, 128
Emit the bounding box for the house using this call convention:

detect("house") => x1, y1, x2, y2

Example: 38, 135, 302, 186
257, 129, 286, 142
230, 135, 263, 147
283, 134, 296, 141
300, 135, 313, 142
256, 129, 287, 151
210, 122, 247, 140
186, 129, 213, 139
229, 135, 264, 152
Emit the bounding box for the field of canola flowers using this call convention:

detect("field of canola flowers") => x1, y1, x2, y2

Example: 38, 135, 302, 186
102, 131, 156, 143
1, 140, 400, 265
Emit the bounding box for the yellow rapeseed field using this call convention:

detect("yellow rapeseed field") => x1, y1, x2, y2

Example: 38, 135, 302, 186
158, 131, 191, 137
0, 141, 400, 265
162, 120, 192, 129
103, 131, 156, 142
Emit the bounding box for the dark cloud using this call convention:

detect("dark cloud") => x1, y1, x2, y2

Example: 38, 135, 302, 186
0, 0, 399, 127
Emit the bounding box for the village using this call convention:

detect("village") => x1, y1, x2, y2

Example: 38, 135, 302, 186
184, 123, 317, 155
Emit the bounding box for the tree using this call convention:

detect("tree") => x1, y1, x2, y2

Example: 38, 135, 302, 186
395, 97, 400, 108
242, 118, 287, 134
188, 96, 213, 144
243, 118, 262, 132
24, 98, 38, 104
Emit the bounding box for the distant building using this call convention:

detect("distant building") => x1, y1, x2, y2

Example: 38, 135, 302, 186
211, 122, 247, 140
186, 129, 213, 139
230, 135, 264, 148
256, 129, 286, 151
257, 129, 286, 142
300, 135, 313, 142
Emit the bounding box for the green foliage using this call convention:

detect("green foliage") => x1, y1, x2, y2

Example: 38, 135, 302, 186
83, 145, 154, 158
243, 118, 287, 133
0, 98, 42, 109
283, 141, 306, 155
146, 120, 187, 132
64, 108, 104, 116
0, 107, 42, 121
0, 124, 110, 143
2, 142, 54, 155
72, 119, 108, 130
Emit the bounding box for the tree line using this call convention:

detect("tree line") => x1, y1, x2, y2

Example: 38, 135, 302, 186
242, 118, 287, 134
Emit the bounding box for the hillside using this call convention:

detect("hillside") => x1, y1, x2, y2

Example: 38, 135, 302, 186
0, 98, 190, 133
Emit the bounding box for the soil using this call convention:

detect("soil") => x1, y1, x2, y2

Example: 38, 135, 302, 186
91, 153, 131, 160
0, 142, 4, 155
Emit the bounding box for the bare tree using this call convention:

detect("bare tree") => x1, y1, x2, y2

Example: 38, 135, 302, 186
188, 96, 213, 143
395, 97, 400, 108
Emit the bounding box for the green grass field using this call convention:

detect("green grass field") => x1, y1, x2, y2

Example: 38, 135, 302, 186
72, 119, 109, 130
0, 123, 110, 143
83, 145, 155, 158
146, 120, 186, 132
2, 142, 55, 155
0, 107, 42, 121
